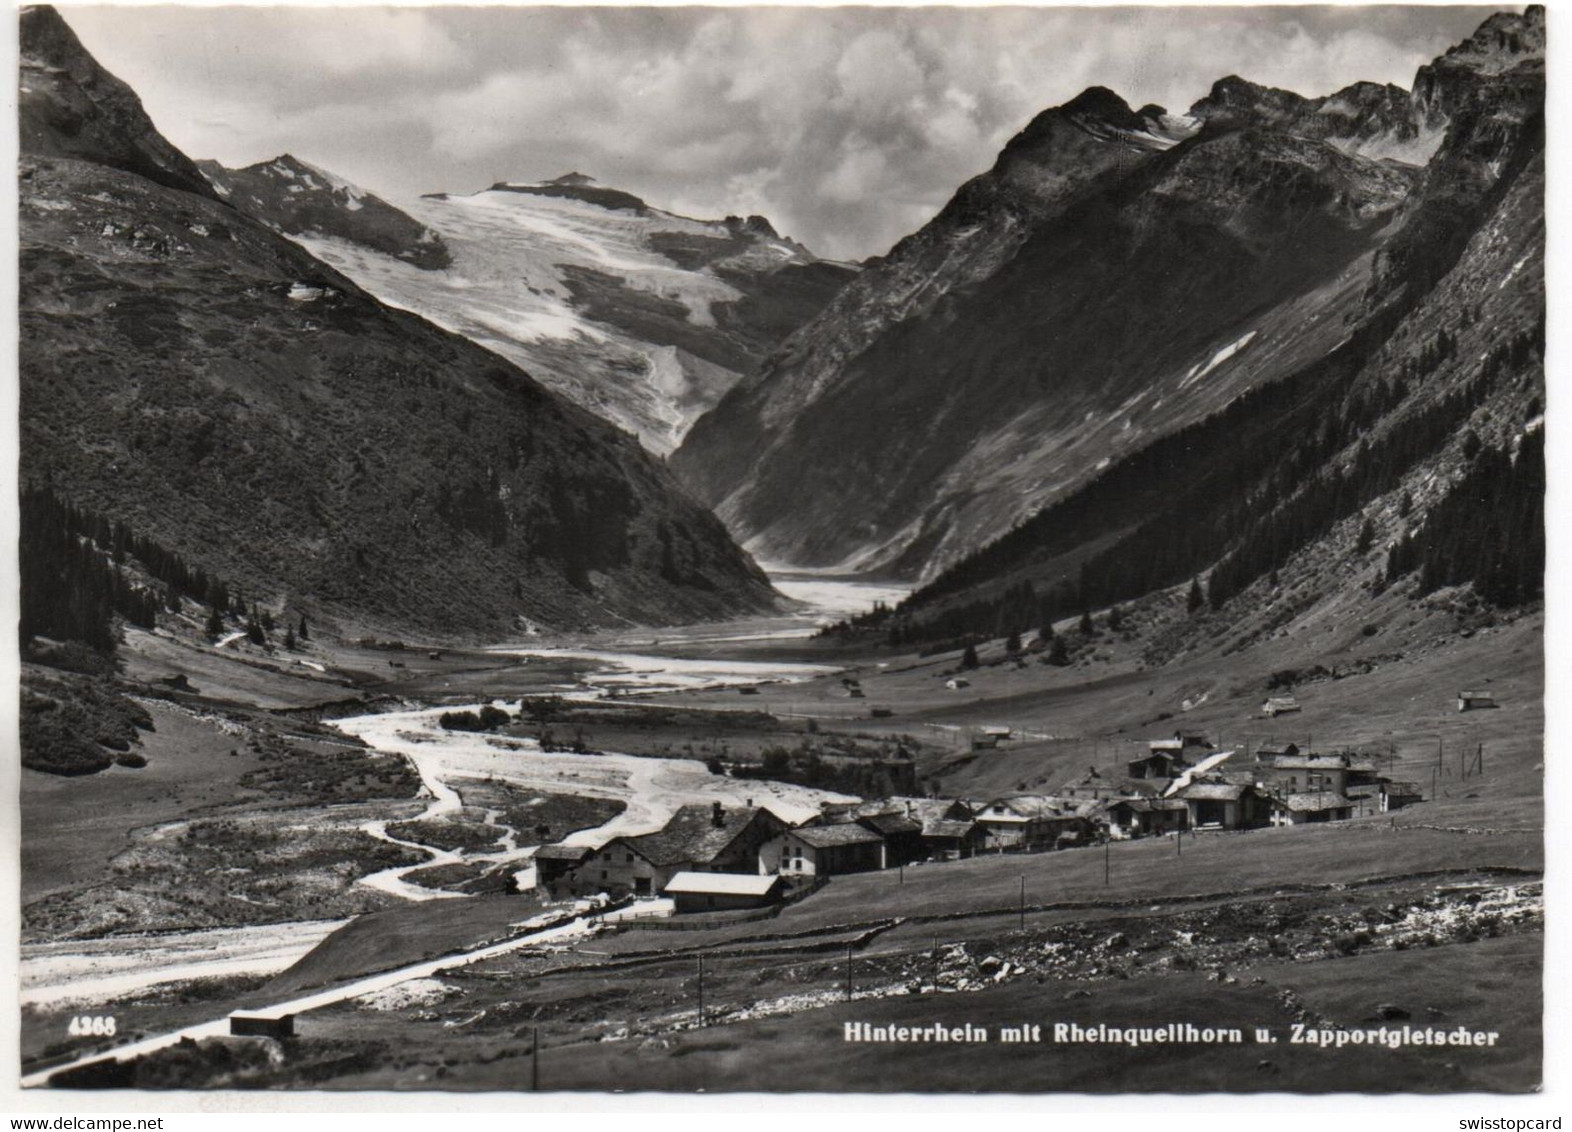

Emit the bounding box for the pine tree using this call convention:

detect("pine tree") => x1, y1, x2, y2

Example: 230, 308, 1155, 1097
1186, 577, 1205, 614
246, 619, 265, 646
298, 615, 310, 641
1107, 604, 1123, 631
284, 625, 297, 650
1356, 517, 1375, 554
205, 605, 224, 639
1039, 622, 1055, 643
1005, 630, 1022, 654
961, 644, 980, 669
1078, 610, 1094, 636
1048, 637, 1070, 666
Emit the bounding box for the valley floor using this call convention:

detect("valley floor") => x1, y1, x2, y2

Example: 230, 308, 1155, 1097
17, 576, 1544, 1093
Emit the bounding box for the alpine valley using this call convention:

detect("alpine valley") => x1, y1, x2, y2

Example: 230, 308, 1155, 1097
14, 4, 1546, 1099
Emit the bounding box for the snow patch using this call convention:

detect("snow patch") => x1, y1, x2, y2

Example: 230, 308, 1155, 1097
1183, 330, 1258, 388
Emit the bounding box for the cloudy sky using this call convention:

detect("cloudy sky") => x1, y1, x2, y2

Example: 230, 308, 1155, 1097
61, 5, 1499, 260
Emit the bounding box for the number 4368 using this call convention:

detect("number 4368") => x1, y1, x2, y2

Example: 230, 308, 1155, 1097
68, 1015, 116, 1037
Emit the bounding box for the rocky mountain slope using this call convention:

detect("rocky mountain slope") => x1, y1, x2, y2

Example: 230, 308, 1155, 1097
17, 4, 780, 637
672, 8, 1543, 583
872, 7, 1543, 653
197, 155, 452, 271
287, 173, 855, 454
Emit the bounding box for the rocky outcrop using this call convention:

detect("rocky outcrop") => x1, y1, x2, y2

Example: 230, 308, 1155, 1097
198, 155, 452, 271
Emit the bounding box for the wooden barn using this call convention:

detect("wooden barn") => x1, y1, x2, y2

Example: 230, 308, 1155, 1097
665, 871, 784, 914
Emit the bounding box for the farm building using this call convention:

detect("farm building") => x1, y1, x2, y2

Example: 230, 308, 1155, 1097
922, 818, 987, 859
973, 796, 1090, 851
532, 842, 592, 893
851, 797, 983, 860
764, 823, 887, 876
1458, 690, 1498, 712
946, 677, 970, 690
1059, 769, 1163, 803
1253, 743, 1301, 764
1174, 780, 1270, 831
1381, 781, 1425, 811
1262, 695, 1302, 717
574, 803, 788, 897
1271, 792, 1355, 826
665, 871, 784, 914
1107, 798, 1190, 839
1127, 749, 1185, 780
853, 811, 926, 865
1255, 755, 1354, 797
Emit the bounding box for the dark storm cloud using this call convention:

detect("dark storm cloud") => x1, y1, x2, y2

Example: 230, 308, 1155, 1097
59, 5, 1501, 260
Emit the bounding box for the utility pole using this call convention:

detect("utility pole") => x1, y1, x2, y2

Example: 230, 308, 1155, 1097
697, 955, 705, 1028
531, 1026, 540, 1091
846, 942, 853, 1001
1177, 828, 1182, 856
1104, 840, 1110, 886
1019, 875, 1025, 931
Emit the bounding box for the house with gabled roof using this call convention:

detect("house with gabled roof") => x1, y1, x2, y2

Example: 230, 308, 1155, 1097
1270, 792, 1355, 826
763, 822, 886, 877
1174, 779, 1270, 831
1107, 797, 1190, 839
666, 871, 784, 914
572, 802, 788, 897
1255, 755, 1354, 797
1253, 742, 1301, 764
974, 795, 1093, 850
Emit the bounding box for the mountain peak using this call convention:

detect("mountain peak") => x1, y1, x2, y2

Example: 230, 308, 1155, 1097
1062, 85, 1139, 122
1190, 75, 1309, 123
548, 172, 598, 187
1434, 4, 1545, 74
19, 4, 220, 200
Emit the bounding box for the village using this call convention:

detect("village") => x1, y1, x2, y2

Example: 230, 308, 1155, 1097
529, 721, 1440, 919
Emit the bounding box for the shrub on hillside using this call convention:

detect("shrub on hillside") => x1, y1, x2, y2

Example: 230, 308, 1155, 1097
477, 704, 512, 730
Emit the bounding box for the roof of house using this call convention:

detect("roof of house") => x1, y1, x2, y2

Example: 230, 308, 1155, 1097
1384, 781, 1424, 795
1177, 781, 1252, 802
1109, 798, 1190, 813
1281, 792, 1354, 813
624, 805, 781, 867
1148, 738, 1185, 751
979, 795, 1068, 820
533, 843, 592, 861
1459, 690, 1496, 699
1255, 744, 1300, 757
664, 871, 781, 897
1270, 756, 1352, 771
924, 819, 978, 840
1263, 696, 1301, 707
848, 796, 972, 832
790, 824, 887, 849
857, 812, 923, 836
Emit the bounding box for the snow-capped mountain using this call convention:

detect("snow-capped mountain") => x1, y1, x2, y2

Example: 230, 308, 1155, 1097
283, 173, 855, 454
671, 7, 1545, 585
18, 4, 779, 635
